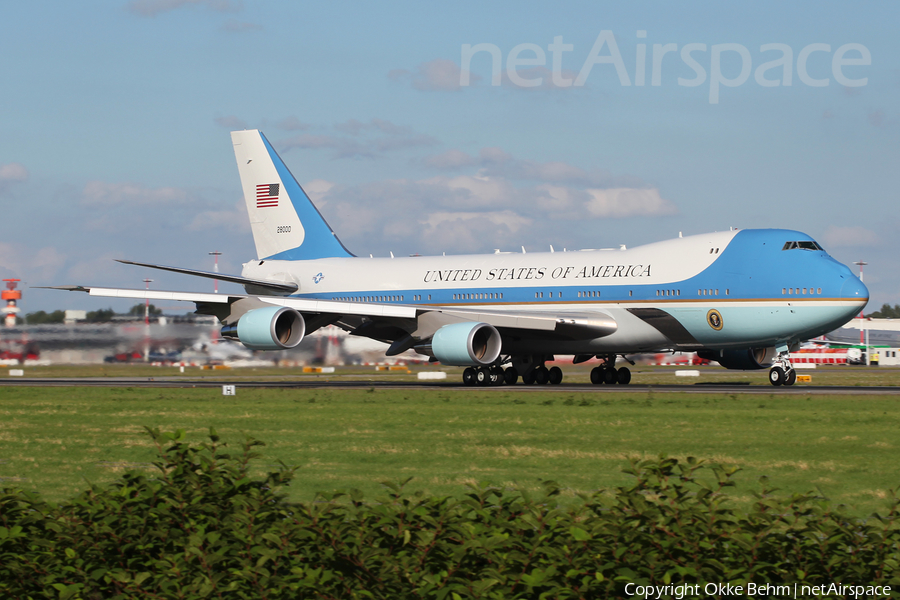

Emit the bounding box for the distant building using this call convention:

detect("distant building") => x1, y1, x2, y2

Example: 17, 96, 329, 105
64, 310, 87, 325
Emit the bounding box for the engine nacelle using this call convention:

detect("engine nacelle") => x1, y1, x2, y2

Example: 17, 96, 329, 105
697, 347, 777, 370
419, 322, 502, 366
220, 306, 305, 351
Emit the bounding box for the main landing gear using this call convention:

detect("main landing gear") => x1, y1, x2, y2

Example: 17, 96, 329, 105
460, 355, 635, 386
768, 349, 796, 386
589, 355, 632, 386
461, 356, 563, 386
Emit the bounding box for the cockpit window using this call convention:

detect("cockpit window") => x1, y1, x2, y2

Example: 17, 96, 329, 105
782, 241, 823, 251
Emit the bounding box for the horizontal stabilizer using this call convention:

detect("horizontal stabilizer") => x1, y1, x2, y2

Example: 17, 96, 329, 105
115, 259, 298, 294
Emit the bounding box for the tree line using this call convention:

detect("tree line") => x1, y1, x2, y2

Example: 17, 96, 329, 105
21, 304, 163, 325
866, 303, 900, 319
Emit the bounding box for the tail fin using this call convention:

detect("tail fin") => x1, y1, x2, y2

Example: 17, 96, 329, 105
231, 130, 353, 260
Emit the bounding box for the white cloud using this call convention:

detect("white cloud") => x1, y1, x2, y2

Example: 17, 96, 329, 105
0, 242, 66, 283
335, 118, 410, 136
389, 59, 476, 91
188, 200, 249, 233
312, 173, 676, 256
128, 0, 241, 17
64, 253, 128, 284
422, 146, 633, 188
821, 225, 881, 248
0, 163, 28, 182
584, 188, 677, 218
81, 181, 190, 207
302, 179, 334, 203
419, 211, 533, 251
214, 115, 249, 130
430, 174, 517, 208
277, 116, 309, 131
0, 163, 28, 193
423, 149, 477, 170
277, 123, 437, 160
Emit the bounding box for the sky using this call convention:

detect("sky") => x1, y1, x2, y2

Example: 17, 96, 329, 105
1, 1, 898, 315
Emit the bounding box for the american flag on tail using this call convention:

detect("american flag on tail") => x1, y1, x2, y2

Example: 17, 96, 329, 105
256, 183, 279, 208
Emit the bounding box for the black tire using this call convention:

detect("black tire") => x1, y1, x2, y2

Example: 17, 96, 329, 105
504, 367, 519, 385
490, 366, 504, 385
462, 367, 476, 386
534, 366, 549, 385
590, 367, 603, 385
548, 366, 563, 385
603, 367, 618, 385
785, 369, 797, 386
769, 367, 784, 386
522, 370, 535, 385
476, 367, 491, 386
617, 366, 631, 385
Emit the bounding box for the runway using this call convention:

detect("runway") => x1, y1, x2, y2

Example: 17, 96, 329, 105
2, 377, 900, 395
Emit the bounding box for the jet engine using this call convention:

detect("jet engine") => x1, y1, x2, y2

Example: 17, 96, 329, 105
415, 322, 502, 366
220, 306, 305, 351
697, 347, 777, 370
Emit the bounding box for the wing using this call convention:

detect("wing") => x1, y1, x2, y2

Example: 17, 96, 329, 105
114, 259, 298, 295
45, 286, 618, 349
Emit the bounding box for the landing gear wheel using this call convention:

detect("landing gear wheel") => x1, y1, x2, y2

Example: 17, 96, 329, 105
768, 367, 785, 386
548, 366, 563, 385
590, 367, 603, 385
462, 367, 476, 386
785, 369, 797, 386
534, 366, 549, 385
603, 367, 618, 385
504, 367, 519, 385
616, 366, 631, 385
522, 370, 535, 385
490, 366, 504, 385
476, 367, 492, 386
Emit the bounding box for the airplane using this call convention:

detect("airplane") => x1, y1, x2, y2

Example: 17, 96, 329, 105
51, 130, 869, 387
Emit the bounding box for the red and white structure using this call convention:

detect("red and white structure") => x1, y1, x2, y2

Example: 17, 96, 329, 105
2, 279, 21, 327
790, 347, 852, 364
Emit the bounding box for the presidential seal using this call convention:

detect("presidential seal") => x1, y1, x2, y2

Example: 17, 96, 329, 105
707, 309, 723, 331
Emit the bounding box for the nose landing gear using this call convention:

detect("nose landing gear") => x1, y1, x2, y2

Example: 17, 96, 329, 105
768, 349, 796, 386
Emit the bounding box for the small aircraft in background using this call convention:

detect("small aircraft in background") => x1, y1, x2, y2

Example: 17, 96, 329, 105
53, 130, 868, 386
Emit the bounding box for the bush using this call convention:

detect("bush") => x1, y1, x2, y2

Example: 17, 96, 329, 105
1, 429, 898, 599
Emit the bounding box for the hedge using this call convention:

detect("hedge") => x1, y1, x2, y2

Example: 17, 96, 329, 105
1, 428, 898, 599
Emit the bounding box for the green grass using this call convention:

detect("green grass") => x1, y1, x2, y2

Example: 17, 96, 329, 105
1, 385, 899, 515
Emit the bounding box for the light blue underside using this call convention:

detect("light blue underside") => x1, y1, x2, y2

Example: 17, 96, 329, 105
235, 306, 285, 350
431, 322, 482, 365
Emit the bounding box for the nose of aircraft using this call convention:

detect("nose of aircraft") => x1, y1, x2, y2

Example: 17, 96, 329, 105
841, 276, 869, 303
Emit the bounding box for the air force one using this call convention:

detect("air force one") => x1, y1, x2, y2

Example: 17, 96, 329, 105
54, 130, 868, 386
